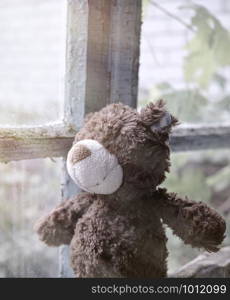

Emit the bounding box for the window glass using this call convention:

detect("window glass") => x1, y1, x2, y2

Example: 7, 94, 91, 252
0, 158, 61, 277
0, 0, 66, 126
139, 0, 230, 124
163, 149, 230, 273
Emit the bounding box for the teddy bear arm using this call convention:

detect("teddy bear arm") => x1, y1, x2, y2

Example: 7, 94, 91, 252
154, 188, 226, 252
35, 193, 94, 246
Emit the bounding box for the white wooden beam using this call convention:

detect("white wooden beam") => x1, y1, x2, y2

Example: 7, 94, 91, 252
0, 137, 72, 163
171, 125, 230, 152
0, 123, 74, 139
0, 124, 230, 162
0, 123, 72, 163
1, 124, 230, 162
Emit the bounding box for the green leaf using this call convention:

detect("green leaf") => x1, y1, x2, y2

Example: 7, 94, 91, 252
207, 165, 230, 192
164, 163, 212, 203
151, 87, 208, 122
182, 4, 230, 88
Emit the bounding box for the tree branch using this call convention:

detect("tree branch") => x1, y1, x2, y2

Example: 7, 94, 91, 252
149, 0, 195, 33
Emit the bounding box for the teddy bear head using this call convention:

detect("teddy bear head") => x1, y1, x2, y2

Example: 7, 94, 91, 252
67, 100, 178, 196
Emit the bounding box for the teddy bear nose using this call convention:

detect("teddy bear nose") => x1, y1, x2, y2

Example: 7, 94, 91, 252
70, 144, 91, 164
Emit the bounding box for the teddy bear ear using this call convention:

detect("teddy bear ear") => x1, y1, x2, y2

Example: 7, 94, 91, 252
139, 100, 178, 132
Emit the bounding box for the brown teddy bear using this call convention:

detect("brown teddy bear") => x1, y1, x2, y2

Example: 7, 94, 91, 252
35, 100, 226, 278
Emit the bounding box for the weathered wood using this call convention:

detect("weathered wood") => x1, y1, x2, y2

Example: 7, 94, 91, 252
60, 0, 89, 278
0, 123, 73, 163
0, 137, 73, 163
0, 123, 74, 139
171, 125, 230, 152
84, 0, 111, 113
170, 246, 230, 278
64, 0, 141, 125
64, 0, 88, 129
1, 124, 230, 162
108, 0, 141, 107
86, 0, 141, 112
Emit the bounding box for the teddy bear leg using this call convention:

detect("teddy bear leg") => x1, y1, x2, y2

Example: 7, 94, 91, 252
35, 193, 94, 246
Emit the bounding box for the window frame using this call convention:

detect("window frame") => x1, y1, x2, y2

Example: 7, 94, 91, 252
0, 0, 230, 277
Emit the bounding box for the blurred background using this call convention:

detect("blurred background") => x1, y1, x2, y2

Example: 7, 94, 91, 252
0, 0, 229, 277
139, 0, 230, 272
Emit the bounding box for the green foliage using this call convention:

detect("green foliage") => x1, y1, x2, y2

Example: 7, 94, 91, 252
219, 95, 230, 111
164, 155, 212, 203
139, 4, 230, 123
207, 165, 230, 192
147, 83, 208, 122
182, 4, 230, 88
142, 0, 151, 16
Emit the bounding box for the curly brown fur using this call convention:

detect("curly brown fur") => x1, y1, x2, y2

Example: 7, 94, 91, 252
139, 99, 178, 128
35, 193, 95, 246
70, 193, 168, 278
153, 188, 226, 252
35, 100, 226, 278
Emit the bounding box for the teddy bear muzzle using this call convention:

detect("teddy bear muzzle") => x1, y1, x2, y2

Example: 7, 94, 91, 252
66, 139, 123, 195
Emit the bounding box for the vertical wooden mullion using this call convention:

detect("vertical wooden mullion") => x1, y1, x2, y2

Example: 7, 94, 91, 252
60, 0, 88, 278
60, 0, 142, 277
109, 0, 142, 107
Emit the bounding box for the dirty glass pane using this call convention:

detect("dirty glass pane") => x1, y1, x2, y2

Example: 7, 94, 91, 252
163, 149, 230, 274
0, 158, 61, 277
0, 0, 66, 126
139, 0, 230, 124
